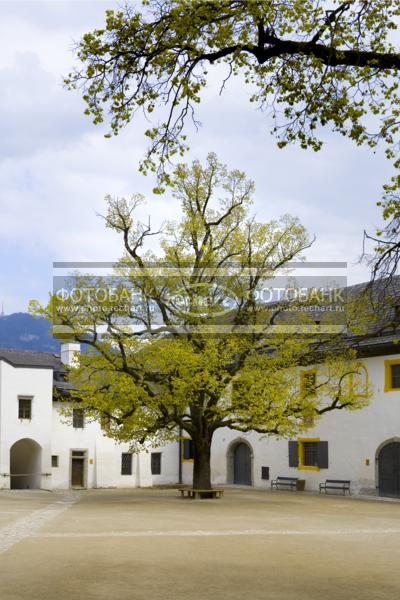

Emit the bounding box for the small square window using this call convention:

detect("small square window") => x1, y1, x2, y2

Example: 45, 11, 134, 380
261, 466, 269, 480
151, 452, 161, 475
18, 397, 32, 419
73, 408, 84, 429
121, 453, 132, 475
52, 455, 59, 468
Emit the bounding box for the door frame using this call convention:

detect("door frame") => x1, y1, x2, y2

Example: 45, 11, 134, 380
69, 449, 88, 489
226, 438, 254, 486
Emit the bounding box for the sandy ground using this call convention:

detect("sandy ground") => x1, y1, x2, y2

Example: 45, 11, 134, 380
0, 487, 399, 599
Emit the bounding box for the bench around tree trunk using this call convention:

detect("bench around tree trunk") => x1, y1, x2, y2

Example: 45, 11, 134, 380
179, 488, 224, 499
319, 480, 351, 495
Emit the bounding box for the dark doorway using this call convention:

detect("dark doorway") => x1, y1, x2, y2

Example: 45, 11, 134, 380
233, 442, 252, 485
71, 451, 86, 488
378, 442, 400, 498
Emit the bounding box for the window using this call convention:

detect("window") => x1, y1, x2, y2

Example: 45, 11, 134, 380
303, 442, 318, 467
52, 455, 59, 468
384, 359, 400, 392
288, 439, 329, 471
121, 453, 133, 475
181, 438, 194, 461
151, 452, 162, 475
261, 466, 270, 480
393, 365, 400, 389
73, 408, 84, 428
18, 397, 32, 419
300, 370, 317, 397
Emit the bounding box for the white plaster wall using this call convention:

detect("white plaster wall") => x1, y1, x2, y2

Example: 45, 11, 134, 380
51, 402, 155, 489
0, 360, 53, 489
210, 353, 400, 494
150, 441, 180, 485
2, 351, 400, 494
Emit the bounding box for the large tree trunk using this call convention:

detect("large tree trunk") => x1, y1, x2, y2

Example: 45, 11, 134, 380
192, 436, 212, 489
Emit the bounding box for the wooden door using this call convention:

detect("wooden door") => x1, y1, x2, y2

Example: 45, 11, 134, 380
379, 442, 400, 498
233, 443, 252, 485
71, 458, 84, 487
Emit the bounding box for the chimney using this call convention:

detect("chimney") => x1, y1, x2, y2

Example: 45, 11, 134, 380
60, 342, 81, 366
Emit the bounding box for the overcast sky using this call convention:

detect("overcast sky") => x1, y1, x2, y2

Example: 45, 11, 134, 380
0, 0, 393, 313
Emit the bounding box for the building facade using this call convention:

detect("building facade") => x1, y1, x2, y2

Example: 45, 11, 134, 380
1, 342, 400, 497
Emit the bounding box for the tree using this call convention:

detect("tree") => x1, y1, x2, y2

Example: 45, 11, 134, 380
65, 0, 400, 275
33, 154, 371, 489
66, 2, 400, 183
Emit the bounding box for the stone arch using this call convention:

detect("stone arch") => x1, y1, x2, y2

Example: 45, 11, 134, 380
10, 438, 42, 489
226, 438, 253, 486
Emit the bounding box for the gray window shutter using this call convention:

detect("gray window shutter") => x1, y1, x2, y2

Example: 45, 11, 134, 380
288, 441, 298, 467
317, 441, 329, 469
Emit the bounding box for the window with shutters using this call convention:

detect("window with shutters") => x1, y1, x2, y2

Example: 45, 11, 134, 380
151, 452, 162, 475
289, 439, 329, 471
121, 453, 133, 475
18, 397, 32, 420
72, 408, 84, 429
181, 437, 194, 462
384, 360, 400, 392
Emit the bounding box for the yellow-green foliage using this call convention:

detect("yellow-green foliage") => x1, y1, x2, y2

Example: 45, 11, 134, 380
65, 0, 400, 223
32, 155, 374, 452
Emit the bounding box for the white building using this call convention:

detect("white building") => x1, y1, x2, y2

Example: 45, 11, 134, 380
1, 337, 400, 497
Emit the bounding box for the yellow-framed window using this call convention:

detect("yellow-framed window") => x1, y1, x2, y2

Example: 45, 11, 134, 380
384, 359, 400, 392
298, 438, 320, 471
180, 437, 194, 462
300, 369, 317, 398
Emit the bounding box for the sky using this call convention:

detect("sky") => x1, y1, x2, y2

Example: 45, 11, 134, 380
0, 0, 394, 313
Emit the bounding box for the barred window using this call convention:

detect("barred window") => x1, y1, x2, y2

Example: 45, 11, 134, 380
121, 453, 133, 475
303, 442, 319, 467
391, 364, 400, 389
73, 408, 84, 429
18, 397, 31, 419
51, 455, 59, 468
151, 452, 161, 475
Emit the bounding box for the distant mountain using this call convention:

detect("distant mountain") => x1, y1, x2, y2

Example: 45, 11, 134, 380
0, 313, 59, 352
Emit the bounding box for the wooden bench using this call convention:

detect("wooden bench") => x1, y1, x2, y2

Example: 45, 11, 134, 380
271, 476, 299, 491
179, 488, 224, 499
319, 479, 351, 496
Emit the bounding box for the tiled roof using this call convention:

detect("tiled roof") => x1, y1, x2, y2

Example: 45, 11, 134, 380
0, 347, 62, 369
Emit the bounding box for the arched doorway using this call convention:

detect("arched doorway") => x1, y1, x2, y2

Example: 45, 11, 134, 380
227, 440, 253, 485
10, 439, 42, 490
378, 441, 400, 498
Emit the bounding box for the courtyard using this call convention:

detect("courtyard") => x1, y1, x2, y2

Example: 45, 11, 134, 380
0, 488, 399, 599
